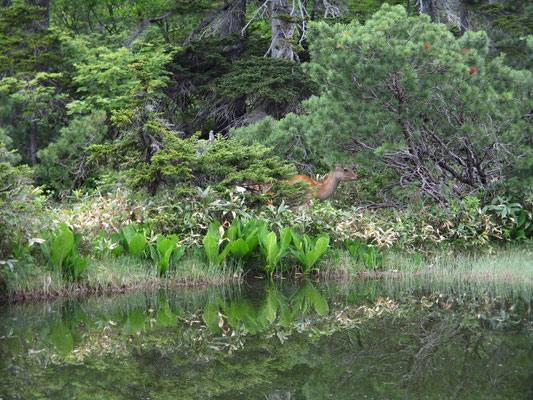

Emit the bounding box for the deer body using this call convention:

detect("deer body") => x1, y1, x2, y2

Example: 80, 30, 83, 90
291, 165, 359, 201
247, 164, 358, 202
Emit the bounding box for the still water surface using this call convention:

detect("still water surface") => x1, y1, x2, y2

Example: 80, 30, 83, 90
1, 278, 532, 399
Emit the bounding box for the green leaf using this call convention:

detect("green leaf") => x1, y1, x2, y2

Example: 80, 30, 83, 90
265, 231, 279, 269
68, 255, 89, 281
171, 245, 185, 265
278, 227, 292, 259
202, 233, 219, 265
157, 238, 173, 257
149, 243, 159, 263
128, 233, 146, 258
157, 247, 172, 276
51, 224, 74, 268
228, 238, 250, 258
305, 235, 329, 271
111, 245, 123, 256
121, 225, 137, 247
216, 242, 232, 264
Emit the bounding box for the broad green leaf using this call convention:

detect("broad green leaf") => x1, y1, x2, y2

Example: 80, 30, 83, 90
202, 233, 219, 264
69, 255, 89, 281
39, 240, 52, 264
155, 234, 167, 245
305, 235, 329, 271
111, 245, 123, 256
171, 245, 185, 264
52, 225, 74, 268
148, 243, 159, 263
265, 231, 279, 267
157, 239, 173, 256
245, 232, 259, 252
290, 229, 302, 247
169, 234, 179, 243
121, 225, 137, 246
228, 238, 250, 258
216, 242, 232, 264
225, 224, 238, 241
129, 233, 146, 258
207, 220, 222, 240
278, 227, 292, 258
157, 247, 172, 276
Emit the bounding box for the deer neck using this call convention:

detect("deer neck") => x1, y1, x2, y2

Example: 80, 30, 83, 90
316, 172, 340, 200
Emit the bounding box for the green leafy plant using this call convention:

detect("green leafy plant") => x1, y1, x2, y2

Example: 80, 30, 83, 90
149, 234, 186, 276
361, 246, 384, 270
345, 237, 385, 271
39, 223, 89, 281
290, 229, 330, 273
258, 226, 292, 278
116, 223, 147, 259
224, 218, 264, 260
483, 196, 533, 240
202, 221, 231, 265
344, 237, 367, 261
92, 231, 123, 258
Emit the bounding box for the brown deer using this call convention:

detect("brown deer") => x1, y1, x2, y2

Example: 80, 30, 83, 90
242, 164, 358, 203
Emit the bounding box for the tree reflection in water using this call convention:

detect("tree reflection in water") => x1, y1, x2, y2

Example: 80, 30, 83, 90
1, 278, 532, 399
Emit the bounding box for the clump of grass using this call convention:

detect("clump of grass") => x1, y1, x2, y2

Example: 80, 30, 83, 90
1, 249, 244, 301
388, 245, 533, 298
84, 256, 156, 290
429, 246, 532, 289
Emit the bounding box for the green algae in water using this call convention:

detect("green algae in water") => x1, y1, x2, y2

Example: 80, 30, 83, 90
1, 279, 532, 399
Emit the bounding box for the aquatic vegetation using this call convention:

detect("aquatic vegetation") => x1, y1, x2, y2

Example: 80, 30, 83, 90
39, 222, 89, 281
151, 234, 186, 277
202, 220, 231, 266
290, 230, 329, 273
344, 237, 385, 270
223, 217, 263, 260
258, 226, 292, 277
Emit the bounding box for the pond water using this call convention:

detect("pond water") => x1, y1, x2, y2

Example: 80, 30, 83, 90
1, 278, 532, 399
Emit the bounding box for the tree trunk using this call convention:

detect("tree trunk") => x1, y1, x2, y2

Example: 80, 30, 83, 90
220, 0, 246, 39
29, 121, 38, 167
269, 0, 297, 60
415, 0, 436, 21
459, 3, 469, 36
220, 0, 246, 62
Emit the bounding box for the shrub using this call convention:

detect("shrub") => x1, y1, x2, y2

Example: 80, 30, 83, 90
0, 141, 48, 259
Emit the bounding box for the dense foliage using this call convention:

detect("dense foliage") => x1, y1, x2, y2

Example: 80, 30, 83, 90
234, 5, 533, 203
0, 0, 532, 296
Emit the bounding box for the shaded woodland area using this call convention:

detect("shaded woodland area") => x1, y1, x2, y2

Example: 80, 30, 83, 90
1, 0, 531, 193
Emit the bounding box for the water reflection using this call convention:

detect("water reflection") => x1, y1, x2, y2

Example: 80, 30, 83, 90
1, 278, 532, 399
